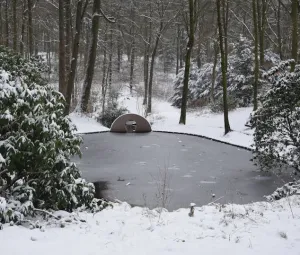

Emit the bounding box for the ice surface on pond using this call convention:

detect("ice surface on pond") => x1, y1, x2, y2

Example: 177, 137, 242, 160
200, 181, 217, 184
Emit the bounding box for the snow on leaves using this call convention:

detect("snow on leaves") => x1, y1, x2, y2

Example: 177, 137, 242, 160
171, 36, 280, 108
0, 49, 107, 224
251, 60, 300, 173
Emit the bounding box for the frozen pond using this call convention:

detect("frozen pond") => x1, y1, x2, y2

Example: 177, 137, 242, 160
74, 132, 293, 210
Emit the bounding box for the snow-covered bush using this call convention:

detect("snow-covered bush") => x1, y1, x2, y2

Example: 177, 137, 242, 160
250, 60, 300, 173
210, 95, 237, 113
266, 180, 300, 201
0, 46, 48, 85
0, 51, 106, 223
171, 36, 280, 109
97, 101, 128, 128
171, 64, 212, 108
96, 88, 128, 128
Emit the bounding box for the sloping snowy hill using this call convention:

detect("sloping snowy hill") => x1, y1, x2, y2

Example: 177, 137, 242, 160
1, 196, 300, 255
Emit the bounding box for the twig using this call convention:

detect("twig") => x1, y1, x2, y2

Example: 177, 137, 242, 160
33, 208, 59, 220
207, 196, 225, 206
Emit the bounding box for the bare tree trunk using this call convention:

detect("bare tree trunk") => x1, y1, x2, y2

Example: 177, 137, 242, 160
129, 38, 135, 94
260, 0, 267, 66
101, 39, 107, 114
257, 0, 267, 66
108, 27, 113, 94
253, 0, 259, 111
12, 0, 17, 52
217, 0, 231, 134
0, 2, 2, 45
34, 24, 39, 55
143, 7, 152, 105
277, 0, 282, 59
65, 0, 88, 115
211, 41, 218, 103
20, 1, 26, 56
27, 0, 33, 56
143, 48, 149, 105
117, 24, 122, 73
84, 22, 90, 68
47, 31, 51, 77
196, 23, 202, 69
65, 0, 72, 80
291, 0, 298, 71
147, 28, 161, 114
101, 25, 108, 114
179, 0, 196, 125
176, 24, 180, 75
80, 0, 101, 113
179, 28, 184, 68
58, 0, 66, 97
5, 0, 9, 47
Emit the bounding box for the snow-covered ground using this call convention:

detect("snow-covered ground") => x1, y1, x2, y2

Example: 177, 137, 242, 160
119, 90, 253, 148
70, 112, 109, 134
70, 89, 254, 148
1, 197, 300, 255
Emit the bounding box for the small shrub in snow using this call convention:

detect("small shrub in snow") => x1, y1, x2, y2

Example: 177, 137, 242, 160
210, 94, 237, 113
251, 60, 300, 173
266, 180, 300, 201
97, 101, 128, 128
278, 231, 288, 239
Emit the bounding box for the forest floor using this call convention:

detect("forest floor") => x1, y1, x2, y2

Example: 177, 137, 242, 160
71, 88, 253, 148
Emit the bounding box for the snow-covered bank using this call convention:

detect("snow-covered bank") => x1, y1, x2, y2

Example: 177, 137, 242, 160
70, 90, 254, 149
1, 196, 299, 255
119, 91, 254, 148
70, 113, 109, 134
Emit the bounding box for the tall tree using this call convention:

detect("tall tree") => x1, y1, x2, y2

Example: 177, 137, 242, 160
129, 4, 136, 94
253, 0, 259, 110
216, 0, 231, 134
12, 0, 17, 52
20, 0, 26, 56
27, 0, 33, 56
211, 40, 218, 103
0, 1, 2, 45
65, 0, 72, 80
291, 0, 298, 71
65, 0, 89, 115
143, 3, 152, 105
80, 0, 101, 113
5, 0, 9, 47
276, 0, 282, 59
179, 0, 197, 124
58, 0, 66, 97
147, 0, 175, 114
257, 0, 268, 66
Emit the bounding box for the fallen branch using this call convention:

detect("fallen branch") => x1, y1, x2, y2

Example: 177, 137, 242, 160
33, 208, 59, 220
207, 196, 225, 206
